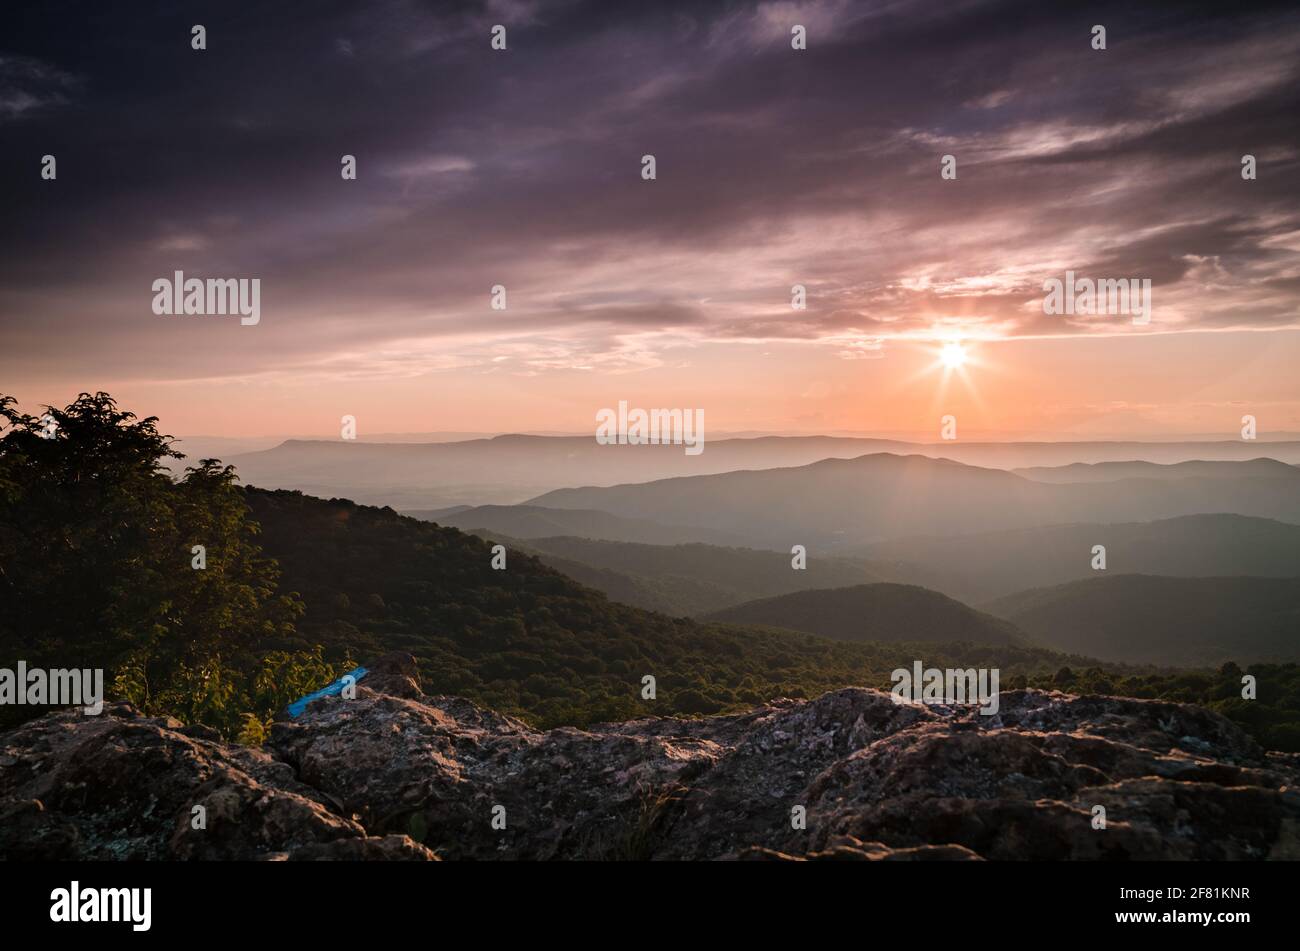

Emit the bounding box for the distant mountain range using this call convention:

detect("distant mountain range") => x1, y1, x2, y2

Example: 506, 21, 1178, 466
702, 583, 1026, 645
855, 514, 1300, 603
531, 453, 1300, 549
452, 531, 888, 616
403, 510, 1300, 622
983, 575, 1300, 666
1011, 458, 1299, 483
407, 504, 753, 547
222, 434, 1300, 509
240, 488, 1109, 725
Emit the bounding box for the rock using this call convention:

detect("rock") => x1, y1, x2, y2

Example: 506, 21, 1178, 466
0, 700, 433, 860
270, 834, 438, 861
730, 837, 984, 861
354, 650, 424, 702
1, 670, 1296, 860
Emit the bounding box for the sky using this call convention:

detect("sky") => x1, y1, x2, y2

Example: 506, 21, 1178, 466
2, 0, 1298, 439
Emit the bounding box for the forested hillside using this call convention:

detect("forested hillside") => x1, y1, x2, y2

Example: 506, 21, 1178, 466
703, 583, 1026, 644
4, 393, 1299, 752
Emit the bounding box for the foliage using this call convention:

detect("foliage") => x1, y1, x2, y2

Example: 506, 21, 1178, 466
111, 644, 351, 741
988, 574, 1300, 666
244, 486, 1300, 749
0, 393, 316, 739
4, 392, 1299, 753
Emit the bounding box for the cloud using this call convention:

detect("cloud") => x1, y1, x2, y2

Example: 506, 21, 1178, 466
0, 55, 77, 120
0, 0, 1297, 387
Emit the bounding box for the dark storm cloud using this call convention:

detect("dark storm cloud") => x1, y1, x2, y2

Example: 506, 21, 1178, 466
1, 0, 1297, 383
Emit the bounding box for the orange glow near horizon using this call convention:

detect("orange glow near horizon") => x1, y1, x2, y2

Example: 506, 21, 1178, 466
7, 330, 1300, 442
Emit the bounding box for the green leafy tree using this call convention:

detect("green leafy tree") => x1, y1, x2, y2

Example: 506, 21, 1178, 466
0, 392, 329, 739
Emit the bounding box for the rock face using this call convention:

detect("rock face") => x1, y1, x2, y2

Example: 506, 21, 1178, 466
2, 652, 1298, 860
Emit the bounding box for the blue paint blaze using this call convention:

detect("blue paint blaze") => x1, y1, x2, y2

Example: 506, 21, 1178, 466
287, 667, 369, 718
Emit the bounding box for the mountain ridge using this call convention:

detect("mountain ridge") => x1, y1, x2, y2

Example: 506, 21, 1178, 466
702, 582, 1028, 645
529, 453, 1300, 548
983, 574, 1300, 666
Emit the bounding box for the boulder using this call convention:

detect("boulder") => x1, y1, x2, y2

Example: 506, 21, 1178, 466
2, 658, 1295, 860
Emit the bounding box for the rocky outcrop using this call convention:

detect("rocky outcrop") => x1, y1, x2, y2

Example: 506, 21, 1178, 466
0, 697, 437, 861
2, 652, 1297, 860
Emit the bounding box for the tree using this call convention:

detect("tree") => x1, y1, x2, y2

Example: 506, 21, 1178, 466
0, 392, 323, 738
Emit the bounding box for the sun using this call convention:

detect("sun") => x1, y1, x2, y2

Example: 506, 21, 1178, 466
940, 341, 968, 370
